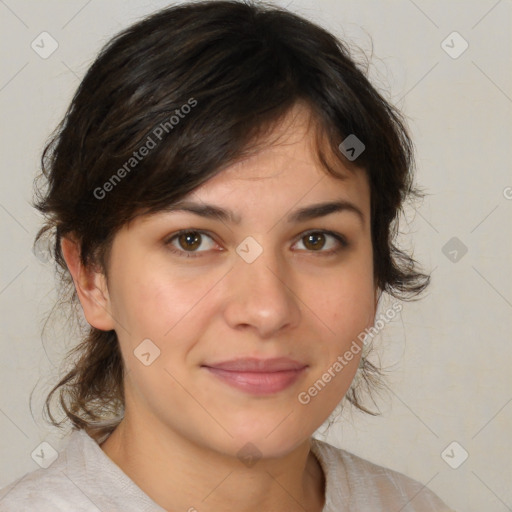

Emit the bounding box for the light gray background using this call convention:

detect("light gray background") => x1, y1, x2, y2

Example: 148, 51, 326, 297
1, 1, 511, 511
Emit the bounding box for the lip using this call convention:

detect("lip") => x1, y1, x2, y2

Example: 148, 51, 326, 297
204, 357, 307, 372
202, 357, 308, 395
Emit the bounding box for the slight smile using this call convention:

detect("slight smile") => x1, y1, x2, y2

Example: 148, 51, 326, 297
202, 357, 309, 395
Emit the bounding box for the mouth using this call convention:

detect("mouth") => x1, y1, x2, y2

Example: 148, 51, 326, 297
201, 357, 308, 395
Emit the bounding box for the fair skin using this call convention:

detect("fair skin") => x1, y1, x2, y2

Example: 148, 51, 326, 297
62, 104, 378, 512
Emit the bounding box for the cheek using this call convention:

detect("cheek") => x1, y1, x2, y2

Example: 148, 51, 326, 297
106, 257, 172, 347
332, 282, 376, 338
313, 262, 375, 342
109, 259, 223, 346
301, 273, 373, 412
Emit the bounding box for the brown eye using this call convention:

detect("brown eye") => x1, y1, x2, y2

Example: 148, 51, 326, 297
293, 230, 348, 255
178, 231, 202, 251
303, 232, 327, 251
166, 230, 217, 257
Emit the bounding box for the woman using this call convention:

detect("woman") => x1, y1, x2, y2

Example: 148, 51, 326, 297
0, 1, 455, 510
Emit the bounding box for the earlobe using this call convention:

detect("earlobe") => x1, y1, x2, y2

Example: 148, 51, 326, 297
60, 236, 115, 331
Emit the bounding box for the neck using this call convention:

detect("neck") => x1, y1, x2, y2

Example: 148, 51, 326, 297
100, 413, 325, 512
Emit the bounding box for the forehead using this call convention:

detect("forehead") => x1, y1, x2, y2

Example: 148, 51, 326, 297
123, 103, 371, 235
183, 104, 370, 216
223, 102, 357, 179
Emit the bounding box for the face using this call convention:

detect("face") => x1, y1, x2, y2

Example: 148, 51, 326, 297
97, 105, 377, 458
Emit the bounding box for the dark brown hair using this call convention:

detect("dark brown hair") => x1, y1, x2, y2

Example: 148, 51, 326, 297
33, 0, 429, 441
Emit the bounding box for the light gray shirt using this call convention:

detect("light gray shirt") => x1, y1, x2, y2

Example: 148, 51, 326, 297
0, 429, 455, 511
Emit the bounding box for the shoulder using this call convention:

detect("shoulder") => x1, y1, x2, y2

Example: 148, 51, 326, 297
310, 437, 456, 511
0, 430, 102, 511
0, 466, 76, 511
0, 429, 164, 512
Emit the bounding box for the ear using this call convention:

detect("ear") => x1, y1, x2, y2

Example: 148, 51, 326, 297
61, 236, 115, 331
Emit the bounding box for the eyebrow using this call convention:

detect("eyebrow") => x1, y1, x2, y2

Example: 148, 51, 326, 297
164, 199, 365, 226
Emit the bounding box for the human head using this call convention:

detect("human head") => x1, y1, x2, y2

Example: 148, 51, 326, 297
34, 0, 429, 441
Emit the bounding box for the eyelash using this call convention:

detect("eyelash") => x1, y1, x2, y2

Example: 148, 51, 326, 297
164, 229, 349, 259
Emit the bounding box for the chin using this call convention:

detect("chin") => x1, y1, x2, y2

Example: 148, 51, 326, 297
220, 421, 312, 461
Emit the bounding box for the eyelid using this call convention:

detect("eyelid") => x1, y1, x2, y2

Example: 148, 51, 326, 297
164, 229, 221, 258
164, 228, 349, 258
292, 229, 348, 254
294, 228, 347, 244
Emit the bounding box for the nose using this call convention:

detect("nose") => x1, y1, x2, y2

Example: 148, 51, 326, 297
222, 244, 302, 339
